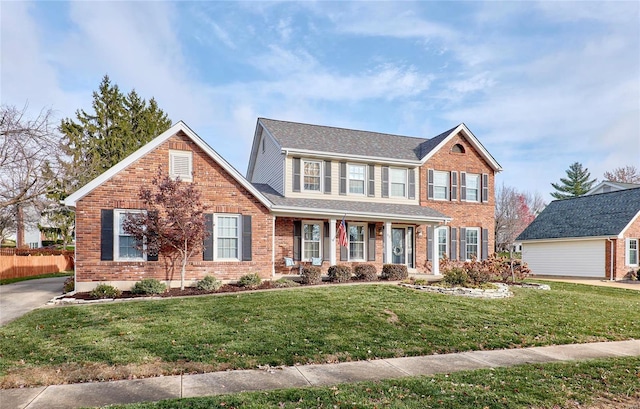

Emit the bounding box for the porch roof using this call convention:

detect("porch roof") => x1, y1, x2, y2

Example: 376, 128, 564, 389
253, 183, 450, 223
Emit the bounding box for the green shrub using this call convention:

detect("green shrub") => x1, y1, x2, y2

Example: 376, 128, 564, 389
381, 264, 408, 280
89, 283, 121, 299
354, 264, 378, 281
196, 275, 222, 291
273, 278, 300, 288
300, 266, 322, 285
238, 273, 262, 288
63, 276, 74, 293
327, 265, 352, 283
413, 278, 428, 285
443, 267, 469, 286
131, 278, 166, 295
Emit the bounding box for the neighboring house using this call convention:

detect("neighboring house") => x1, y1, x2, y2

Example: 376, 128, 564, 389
586, 180, 640, 195
64, 119, 502, 291
247, 118, 501, 276
517, 188, 640, 280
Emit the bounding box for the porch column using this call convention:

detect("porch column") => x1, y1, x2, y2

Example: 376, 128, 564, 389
329, 218, 337, 266
384, 221, 392, 263
432, 224, 440, 276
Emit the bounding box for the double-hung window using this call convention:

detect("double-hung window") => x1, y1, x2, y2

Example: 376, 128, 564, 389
390, 168, 407, 198
348, 164, 366, 195
437, 228, 448, 259
433, 171, 449, 200
216, 215, 240, 260
349, 224, 366, 261
302, 222, 321, 260
303, 160, 321, 191
115, 210, 145, 261
466, 173, 480, 202
627, 238, 639, 266
465, 228, 479, 260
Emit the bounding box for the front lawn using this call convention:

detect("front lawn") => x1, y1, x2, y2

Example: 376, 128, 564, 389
0, 282, 638, 387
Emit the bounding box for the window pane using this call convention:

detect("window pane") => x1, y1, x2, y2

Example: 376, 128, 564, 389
349, 225, 365, 260
438, 229, 447, 259
390, 169, 406, 197
630, 239, 638, 265
434, 171, 449, 200
466, 229, 479, 260
119, 235, 142, 259
217, 216, 239, 259
217, 238, 238, 258
303, 223, 321, 259
467, 174, 479, 201
304, 162, 321, 191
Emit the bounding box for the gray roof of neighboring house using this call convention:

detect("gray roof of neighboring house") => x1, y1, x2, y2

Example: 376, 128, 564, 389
259, 118, 459, 161
517, 187, 640, 241
253, 183, 450, 221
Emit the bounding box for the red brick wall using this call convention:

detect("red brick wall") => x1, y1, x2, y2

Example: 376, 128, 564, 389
612, 214, 640, 279
74, 131, 274, 290
419, 132, 496, 256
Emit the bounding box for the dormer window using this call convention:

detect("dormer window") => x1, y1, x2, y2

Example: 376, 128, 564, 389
452, 144, 465, 154
169, 150, 193, 182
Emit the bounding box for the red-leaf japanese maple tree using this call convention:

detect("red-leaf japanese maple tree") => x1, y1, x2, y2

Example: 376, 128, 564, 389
123, 166, 207, 290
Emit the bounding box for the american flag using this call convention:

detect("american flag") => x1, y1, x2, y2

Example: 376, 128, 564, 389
337, 217, 348, 247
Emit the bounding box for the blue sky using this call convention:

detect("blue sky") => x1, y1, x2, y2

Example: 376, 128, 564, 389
2, 1, 639, 201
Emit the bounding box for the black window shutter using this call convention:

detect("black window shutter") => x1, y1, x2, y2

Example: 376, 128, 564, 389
100, 209, 114, 261
459, 228, 467, 260
293, 221, 302, 261
460, 172, 467, 201
427, 169, 434, 199
242, 215, 252, 261
147, 210, 159, 261
381, 166, 389, 198
368, 164, 375, 197
450, 228, 458, 261
482, 173, 489, 203
451, 171, 458, 201
323, 222, 330, 261
481, 228, 489, 260
339, 162, 347, 195
293, 158, 301, 192
203, 214, 214, 261
408, 169, 416, 199
340, 222, 348, 261
367, 223, 376, 261
427, 225, 433, 261
324, 161, 332, 194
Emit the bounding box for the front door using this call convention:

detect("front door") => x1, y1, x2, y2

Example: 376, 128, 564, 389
391, 227, 415, 268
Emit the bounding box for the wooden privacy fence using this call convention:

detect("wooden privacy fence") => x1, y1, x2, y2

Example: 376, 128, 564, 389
0, 249, 74, 280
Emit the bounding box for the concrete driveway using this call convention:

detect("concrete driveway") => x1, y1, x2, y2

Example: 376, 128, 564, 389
0, 276, 68, 326
532, 277, 640, 291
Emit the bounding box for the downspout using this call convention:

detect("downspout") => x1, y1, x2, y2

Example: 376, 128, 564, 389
272, 216, 276, 278
606, 238, 614, 281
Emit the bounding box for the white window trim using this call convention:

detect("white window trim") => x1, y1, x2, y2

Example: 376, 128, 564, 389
389, 167, 407, 198
214, 214, 241, 261
169, 150, 193, 182
302, 160, 323, 193
433, 170, 450, 201
114, 209, 146, 262
466, 173, 480, 202
437, 227, 448, 260
302, 221, 322, 261
465, 227, 480, 261
347, 163, 367, 196
626, 238, 639, 266
348, 223, 367, 261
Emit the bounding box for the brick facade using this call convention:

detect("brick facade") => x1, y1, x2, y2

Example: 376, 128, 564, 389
74, 131, 274, 291
607, 216, 640, 280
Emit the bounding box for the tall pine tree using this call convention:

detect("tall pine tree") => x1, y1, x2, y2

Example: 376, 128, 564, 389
550, 162, 597, 199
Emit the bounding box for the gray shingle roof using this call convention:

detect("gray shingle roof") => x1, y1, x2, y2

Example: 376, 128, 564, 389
517, 187, 640, 241
259, 118, 458, 161
253, 183, 449, 221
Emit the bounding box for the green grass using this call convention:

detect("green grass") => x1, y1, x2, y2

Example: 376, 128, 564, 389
106, 357, 640, 409
0, 282, 639, 387
0, 271, 73, 285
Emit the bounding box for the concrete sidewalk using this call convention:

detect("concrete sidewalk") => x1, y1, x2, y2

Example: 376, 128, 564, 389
2, 339, 638, 409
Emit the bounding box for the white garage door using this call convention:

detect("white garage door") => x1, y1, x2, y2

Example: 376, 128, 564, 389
522, 240, 605, 278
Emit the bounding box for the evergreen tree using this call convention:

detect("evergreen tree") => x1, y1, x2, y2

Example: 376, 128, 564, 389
550, 162, 597, 199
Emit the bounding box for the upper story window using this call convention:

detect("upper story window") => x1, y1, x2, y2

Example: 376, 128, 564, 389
433, 170, 449, 200
115, 210, 145, 261
303, 160, 321, 191
348, 164, 366, 195
390, 168, 407, 198
627, 238, 639, 266
466, 173, 480, 202
169, 150, 193, 182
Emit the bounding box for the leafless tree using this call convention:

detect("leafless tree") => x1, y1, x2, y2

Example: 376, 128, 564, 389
0, 104, 62, 210
495, 184, 545, 253
603, 165, 640, 184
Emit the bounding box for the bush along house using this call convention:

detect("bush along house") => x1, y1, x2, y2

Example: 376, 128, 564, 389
64, 119, 502, 291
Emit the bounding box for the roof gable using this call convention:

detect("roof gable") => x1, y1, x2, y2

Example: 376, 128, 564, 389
64, 121, 272, 209
517, 187, 640, 241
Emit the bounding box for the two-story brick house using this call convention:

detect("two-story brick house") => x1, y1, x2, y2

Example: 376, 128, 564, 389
64, 118, 501, 291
